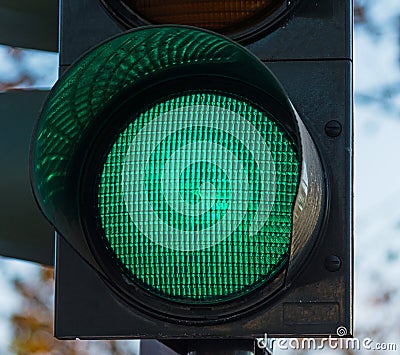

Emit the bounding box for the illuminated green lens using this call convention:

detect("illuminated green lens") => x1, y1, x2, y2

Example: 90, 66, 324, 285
98, 91, 299, 303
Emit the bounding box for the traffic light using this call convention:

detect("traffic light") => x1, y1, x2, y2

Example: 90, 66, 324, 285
30, 0, 353, 345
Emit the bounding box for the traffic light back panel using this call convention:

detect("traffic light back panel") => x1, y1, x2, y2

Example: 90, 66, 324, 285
31, 0, 352, 339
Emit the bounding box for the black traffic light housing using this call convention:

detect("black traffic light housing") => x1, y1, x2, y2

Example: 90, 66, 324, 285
0, 0, 58, 51
49, 0, 352, 341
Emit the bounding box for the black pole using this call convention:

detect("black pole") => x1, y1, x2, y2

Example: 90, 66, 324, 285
139, 339, 270, 355
187, 340, 255, 355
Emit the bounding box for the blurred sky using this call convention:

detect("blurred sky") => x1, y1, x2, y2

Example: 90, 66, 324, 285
1, 1, 400, 354
0, 46, 58, 89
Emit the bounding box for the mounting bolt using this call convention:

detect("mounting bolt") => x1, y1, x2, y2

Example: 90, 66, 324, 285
325, 255, 341, 272
325, 120, 342, 137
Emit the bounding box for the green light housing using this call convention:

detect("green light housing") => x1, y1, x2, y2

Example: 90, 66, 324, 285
31, 26, 324, 319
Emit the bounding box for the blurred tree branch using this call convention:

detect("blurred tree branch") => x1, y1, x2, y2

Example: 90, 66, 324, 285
10, 267, 136, 355
0, 47, 34, 91
354, 0, 400, 116
354, 1, 366, 24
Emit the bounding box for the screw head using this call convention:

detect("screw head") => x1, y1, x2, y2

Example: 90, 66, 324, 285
325, 255, 342, 272
325, 120, 342, 137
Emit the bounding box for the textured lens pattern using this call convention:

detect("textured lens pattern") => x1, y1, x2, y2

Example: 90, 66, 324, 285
122, 0, 285, 32
97, 91, 299, 303
32, 27, 243, 211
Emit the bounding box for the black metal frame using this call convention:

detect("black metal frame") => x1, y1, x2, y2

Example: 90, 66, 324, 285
0, 91, 54, 265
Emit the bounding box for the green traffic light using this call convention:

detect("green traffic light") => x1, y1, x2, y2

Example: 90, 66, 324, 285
31, 25, 309, 307
98, 91, 299, 302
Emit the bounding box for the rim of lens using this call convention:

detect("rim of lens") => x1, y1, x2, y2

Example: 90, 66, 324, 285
100, 0, 294, 42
